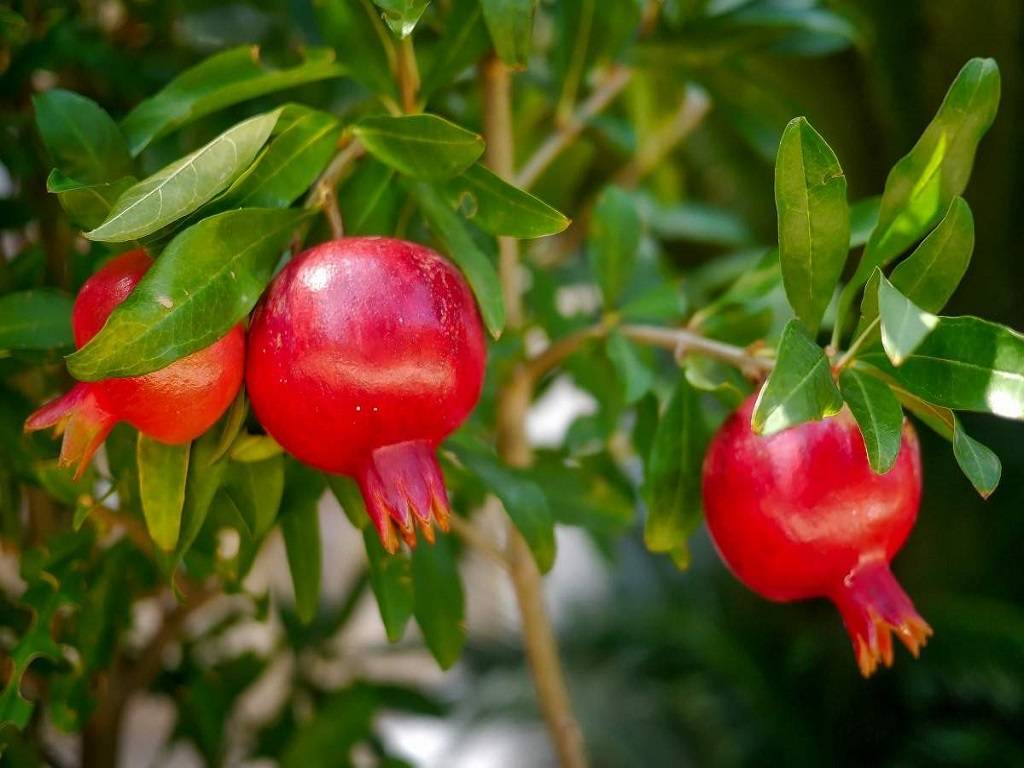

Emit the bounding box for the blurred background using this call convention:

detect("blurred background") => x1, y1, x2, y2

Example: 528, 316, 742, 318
2, 0, 1024, 766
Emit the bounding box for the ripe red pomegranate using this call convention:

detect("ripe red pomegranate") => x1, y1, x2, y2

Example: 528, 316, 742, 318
25, 250, 245, 478
701, 395, 931, 676
245, 237, 486, 552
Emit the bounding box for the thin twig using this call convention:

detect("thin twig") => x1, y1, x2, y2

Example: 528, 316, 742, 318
516, 66, 633, 190
303, 139, 366, 240
397, 36, 421, 114
522, 323, 609, 384
621, 324, 774, 376
833, 317, 879, 372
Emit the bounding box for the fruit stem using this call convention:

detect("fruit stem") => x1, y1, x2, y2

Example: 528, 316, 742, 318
397, 36, 421, 114
833, 317, 880, 372
304, 138, 366, 240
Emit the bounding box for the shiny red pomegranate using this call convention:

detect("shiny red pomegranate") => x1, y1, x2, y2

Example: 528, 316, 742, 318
25, 250, 245, 477
245, 237, 486, 552
701, 395, 931, 676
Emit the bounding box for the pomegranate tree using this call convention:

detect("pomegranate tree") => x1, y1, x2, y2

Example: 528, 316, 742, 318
702, 395, 930, 676
245, 236, 487, 552
25, 250, 245, 477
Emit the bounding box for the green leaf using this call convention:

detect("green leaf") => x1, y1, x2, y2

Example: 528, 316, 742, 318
413, 182, 505, 336
326, 474, 370, 530
864, 316, 1024, 420
441, 163, 569, 238
775, 117, 849, 334
481, 0, 537, 68
33, 89, 133, 183
639, 197, 754, 248
215, 107, 342, 210
449, 439, 555, 573
411, 536, 465, 669
47, 170, 136, 230
588, 186, 641, 308
856, 197, 974, 339
137, 434, 190, 551
337, 158, 403, 236
354, 114, 484, 180
120, 46, 344, 154
848, 58, 1000, 291
644, 377, 707, 569
838, 368, 903, 474
372, 0, 431, 37
606, 330, 652, 404
420, 0, 491, 98
0, 290, 73, 350
87, 110, 281, 242
878, 272, 938, 366
223, 455, 285, 538
229, 434, 283, 463
849, 196, 880, 249
363, 529, 414, 642
68, 208, 307, 381
280, 462, 325, 624
208, 392, 249, 466
175, 429, 229, 565
752, 319, 843, 435
314, 0, 397, 99
952, 418, 1001, 498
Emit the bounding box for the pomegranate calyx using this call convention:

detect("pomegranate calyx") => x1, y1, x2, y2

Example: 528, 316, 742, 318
832, 557, 932, 677
357, 440, 452, 553
25, 383, 118, 480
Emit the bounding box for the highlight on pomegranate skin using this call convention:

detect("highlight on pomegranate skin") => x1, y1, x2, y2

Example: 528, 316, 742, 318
25, 250, 246, 478
701, 394, 931, 677
245, 236, 487, 552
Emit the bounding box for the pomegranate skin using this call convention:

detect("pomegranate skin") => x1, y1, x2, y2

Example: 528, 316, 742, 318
26, 250, 245, 476
701, 394, 931, 676
245, 237, 486, 551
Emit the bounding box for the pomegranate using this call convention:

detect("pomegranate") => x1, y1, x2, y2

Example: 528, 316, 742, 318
701, 395, 931, 676
25, 250, 245, 478
245, 237, 486, 552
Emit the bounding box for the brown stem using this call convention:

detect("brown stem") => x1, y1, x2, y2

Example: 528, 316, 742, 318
484, 56, 590, 768
448, 514, 506, 567
621, 324, 774, 375
304, 138, 366, 240
397, 36, 421, 114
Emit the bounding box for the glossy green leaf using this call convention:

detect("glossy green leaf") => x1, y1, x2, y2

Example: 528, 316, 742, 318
856, 197, 974, 339
280, 461, 325, 624
223, 454, 285, 538
952, 418, 1001, 498
878, 272, 938, 366
413, 182, 505, 336
775, 116, 849, 334
372, 0, 430, 37
230, 434, 283, 463
137, 434, 190, 551
606, 330, 652, 404
208, 392, 248, 467
69, 208, 307, 381
47, 170, 136, 230
481, 0, 537, 68
87, 110, 281, 242
314, 0, 397, 99
849, 196, 880, 249
644, 377, 707, 569
363, 529, 414, 642
174, 429, 229, 565
420, 0, 491, 98
843, 59, 1000, 306
0, 290, 73, 350
450, 440, 555, 572
588, 186, 641, 308
411, 536, 465, 669
33, 89, 133, 183
326, 474, 370, 530
354, 114, 484, 180
752, 320, 843, 435
215, 107, 342, 210
838, 368, 903, 474
441, 163, 569, 238
337, 158, 403, 236
120, 46, 344, 154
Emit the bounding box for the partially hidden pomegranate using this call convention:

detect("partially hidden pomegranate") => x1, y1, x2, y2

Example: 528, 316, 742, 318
701, 394, 931, 676
25, 250, 245, 477
245, 237, 486, 552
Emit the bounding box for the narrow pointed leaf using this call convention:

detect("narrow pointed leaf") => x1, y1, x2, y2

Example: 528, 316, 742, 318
441, 163, 569, 238
481, 0, 537, 68
413, 182, 505, 336
87, 110, 281, 242
326, 474, 370, 530
878, 272, 938, 366
952, 419, 1001, 498
588, 186, 641, 308
606, 330, 653, 404
0, 290, 73, 350
849, 196, 880, 249
420, 0, 491, 97
69, 207, 308, 381
314, 0, 397, 99
412, 536, 465, 669
137, 435, 190, 551
120, 46, 344, 154
775, 117, 849, 333
47, 170, 136, 230
363, 529, 414, 642
752, 320, 843, 435
839, 368, 903, 474
354, 114, 484, 180
223, 455, 285, 538
33, 89, 133, 183
372, 0, 431, 37
229, 435, 283, 463
174, 428, 230, 565
280, 462, 325, 624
